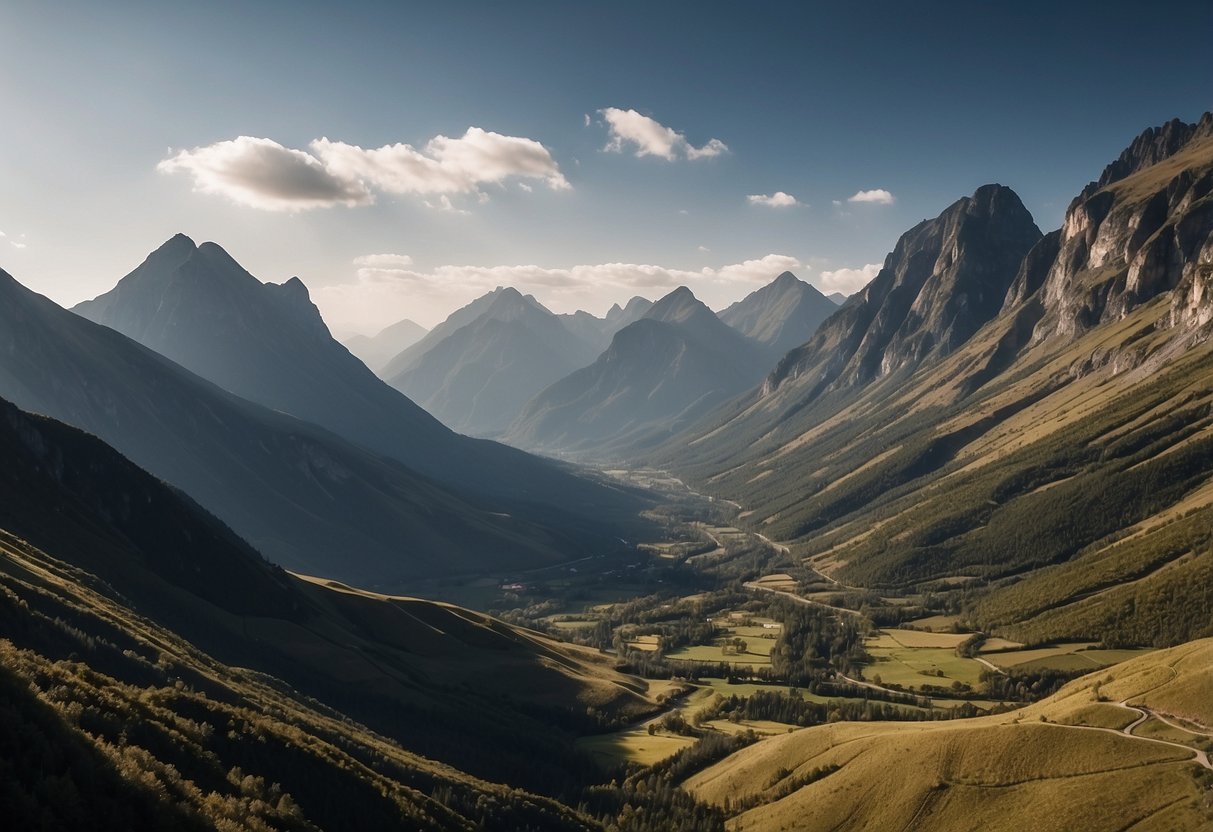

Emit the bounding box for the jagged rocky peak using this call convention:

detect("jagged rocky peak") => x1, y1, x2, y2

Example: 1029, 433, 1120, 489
1032, 113, 1213, 342
764, 184, 1040, 395
1082, 112, 1213, 198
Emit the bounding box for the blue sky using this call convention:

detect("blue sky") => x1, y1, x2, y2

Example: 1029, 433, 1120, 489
1, 0, 1210, 332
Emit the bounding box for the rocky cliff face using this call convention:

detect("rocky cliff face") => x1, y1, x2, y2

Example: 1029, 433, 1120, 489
1031, 113, 1213, 343
765, 184, 1041, 397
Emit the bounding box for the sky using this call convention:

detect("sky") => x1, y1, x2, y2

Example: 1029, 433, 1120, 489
1, 1, 1211, 335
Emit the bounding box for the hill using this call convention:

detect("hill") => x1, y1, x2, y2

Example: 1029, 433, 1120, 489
506, 286, 769, 458
386, 287, 600, 436
652, 114, 1213, 645
686, 639, 1213, 831
343, 317, 428, 372
0, 393, 657, 814
72, 237, 653, 543
718, 271, 838, 360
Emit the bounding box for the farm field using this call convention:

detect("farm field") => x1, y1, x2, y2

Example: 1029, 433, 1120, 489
981, 644, 1152, 672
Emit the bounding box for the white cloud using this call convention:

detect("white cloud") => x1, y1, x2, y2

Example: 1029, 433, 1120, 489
583, 113, 591, 127
353, 253, 413, 268
697, 245, 710, 252
518, 182, 533, 192
599, 107, 728, 161
317, 252, 801, 331
847, 188, 896, 205
312, 127, 569, 195
747, 191, 803, 208
158, 128, 569, 211
817, 263, 881, 294
157, 136, 373, 211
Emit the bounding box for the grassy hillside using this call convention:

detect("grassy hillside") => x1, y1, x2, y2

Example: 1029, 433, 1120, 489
0, 530, 597, 831
686, 640, 1213, 831
0, 395, 657, 799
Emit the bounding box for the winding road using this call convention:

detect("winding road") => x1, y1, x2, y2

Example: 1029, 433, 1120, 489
1042, 701, 1212, 771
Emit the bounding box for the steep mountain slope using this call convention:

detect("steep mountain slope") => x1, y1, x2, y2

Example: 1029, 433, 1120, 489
686, 640, 1213, 831
826, 292, 848, 305
387, 288, 600, 436
718, 271, 838, 359
506, 287, 769, 457
343, 317, 428, 372
0, 394, 655, 807
654, 115, 1213, 645
72, 238, 653, 544
0, 269, 619, 585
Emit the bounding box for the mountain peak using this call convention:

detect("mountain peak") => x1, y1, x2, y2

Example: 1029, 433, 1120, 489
771, 270, 801, 288
644, 286, 712, 326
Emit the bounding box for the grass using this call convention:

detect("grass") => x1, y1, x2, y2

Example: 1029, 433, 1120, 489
577, 729, 696, 768
862, 642, 985, 691
685, 638, 1213, 831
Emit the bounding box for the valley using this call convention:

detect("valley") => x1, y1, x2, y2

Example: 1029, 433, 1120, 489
2, 37, 1213, 827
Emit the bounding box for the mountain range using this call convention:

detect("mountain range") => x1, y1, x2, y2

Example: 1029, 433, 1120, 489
0, 261, 650, 586
506, 285, 774, 456
654, 112, 1213, 646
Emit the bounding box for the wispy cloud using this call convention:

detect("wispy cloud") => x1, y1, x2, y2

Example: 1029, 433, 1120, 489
158, 128, 569, 211
817, 263, 881, 293
599, 107, 727, 161
747, 191, 804, 208
847, 188, 895, 205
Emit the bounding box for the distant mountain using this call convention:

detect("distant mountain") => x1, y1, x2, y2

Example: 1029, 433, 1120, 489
0, 394, 652, 817
557, 296, 654, 354
386, 287, 600, 435
827, 292, 848, 305
718, 271, 838, 359
2, 267, 624, 585
654, 115, 1213, 644
73, 237, 652, 543
506, 286, 768, 457
343, 317, 427, 372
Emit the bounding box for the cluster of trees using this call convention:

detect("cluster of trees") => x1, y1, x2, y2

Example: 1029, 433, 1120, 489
693, 688, 956, 728
768, 603, 867, 683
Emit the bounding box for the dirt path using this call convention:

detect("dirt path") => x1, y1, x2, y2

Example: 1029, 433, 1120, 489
1041, 701, 1212, 771
972, 655, 1007, 676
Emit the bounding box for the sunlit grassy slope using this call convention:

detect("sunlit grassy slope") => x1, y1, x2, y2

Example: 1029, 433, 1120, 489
686, 640, 1213, 831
